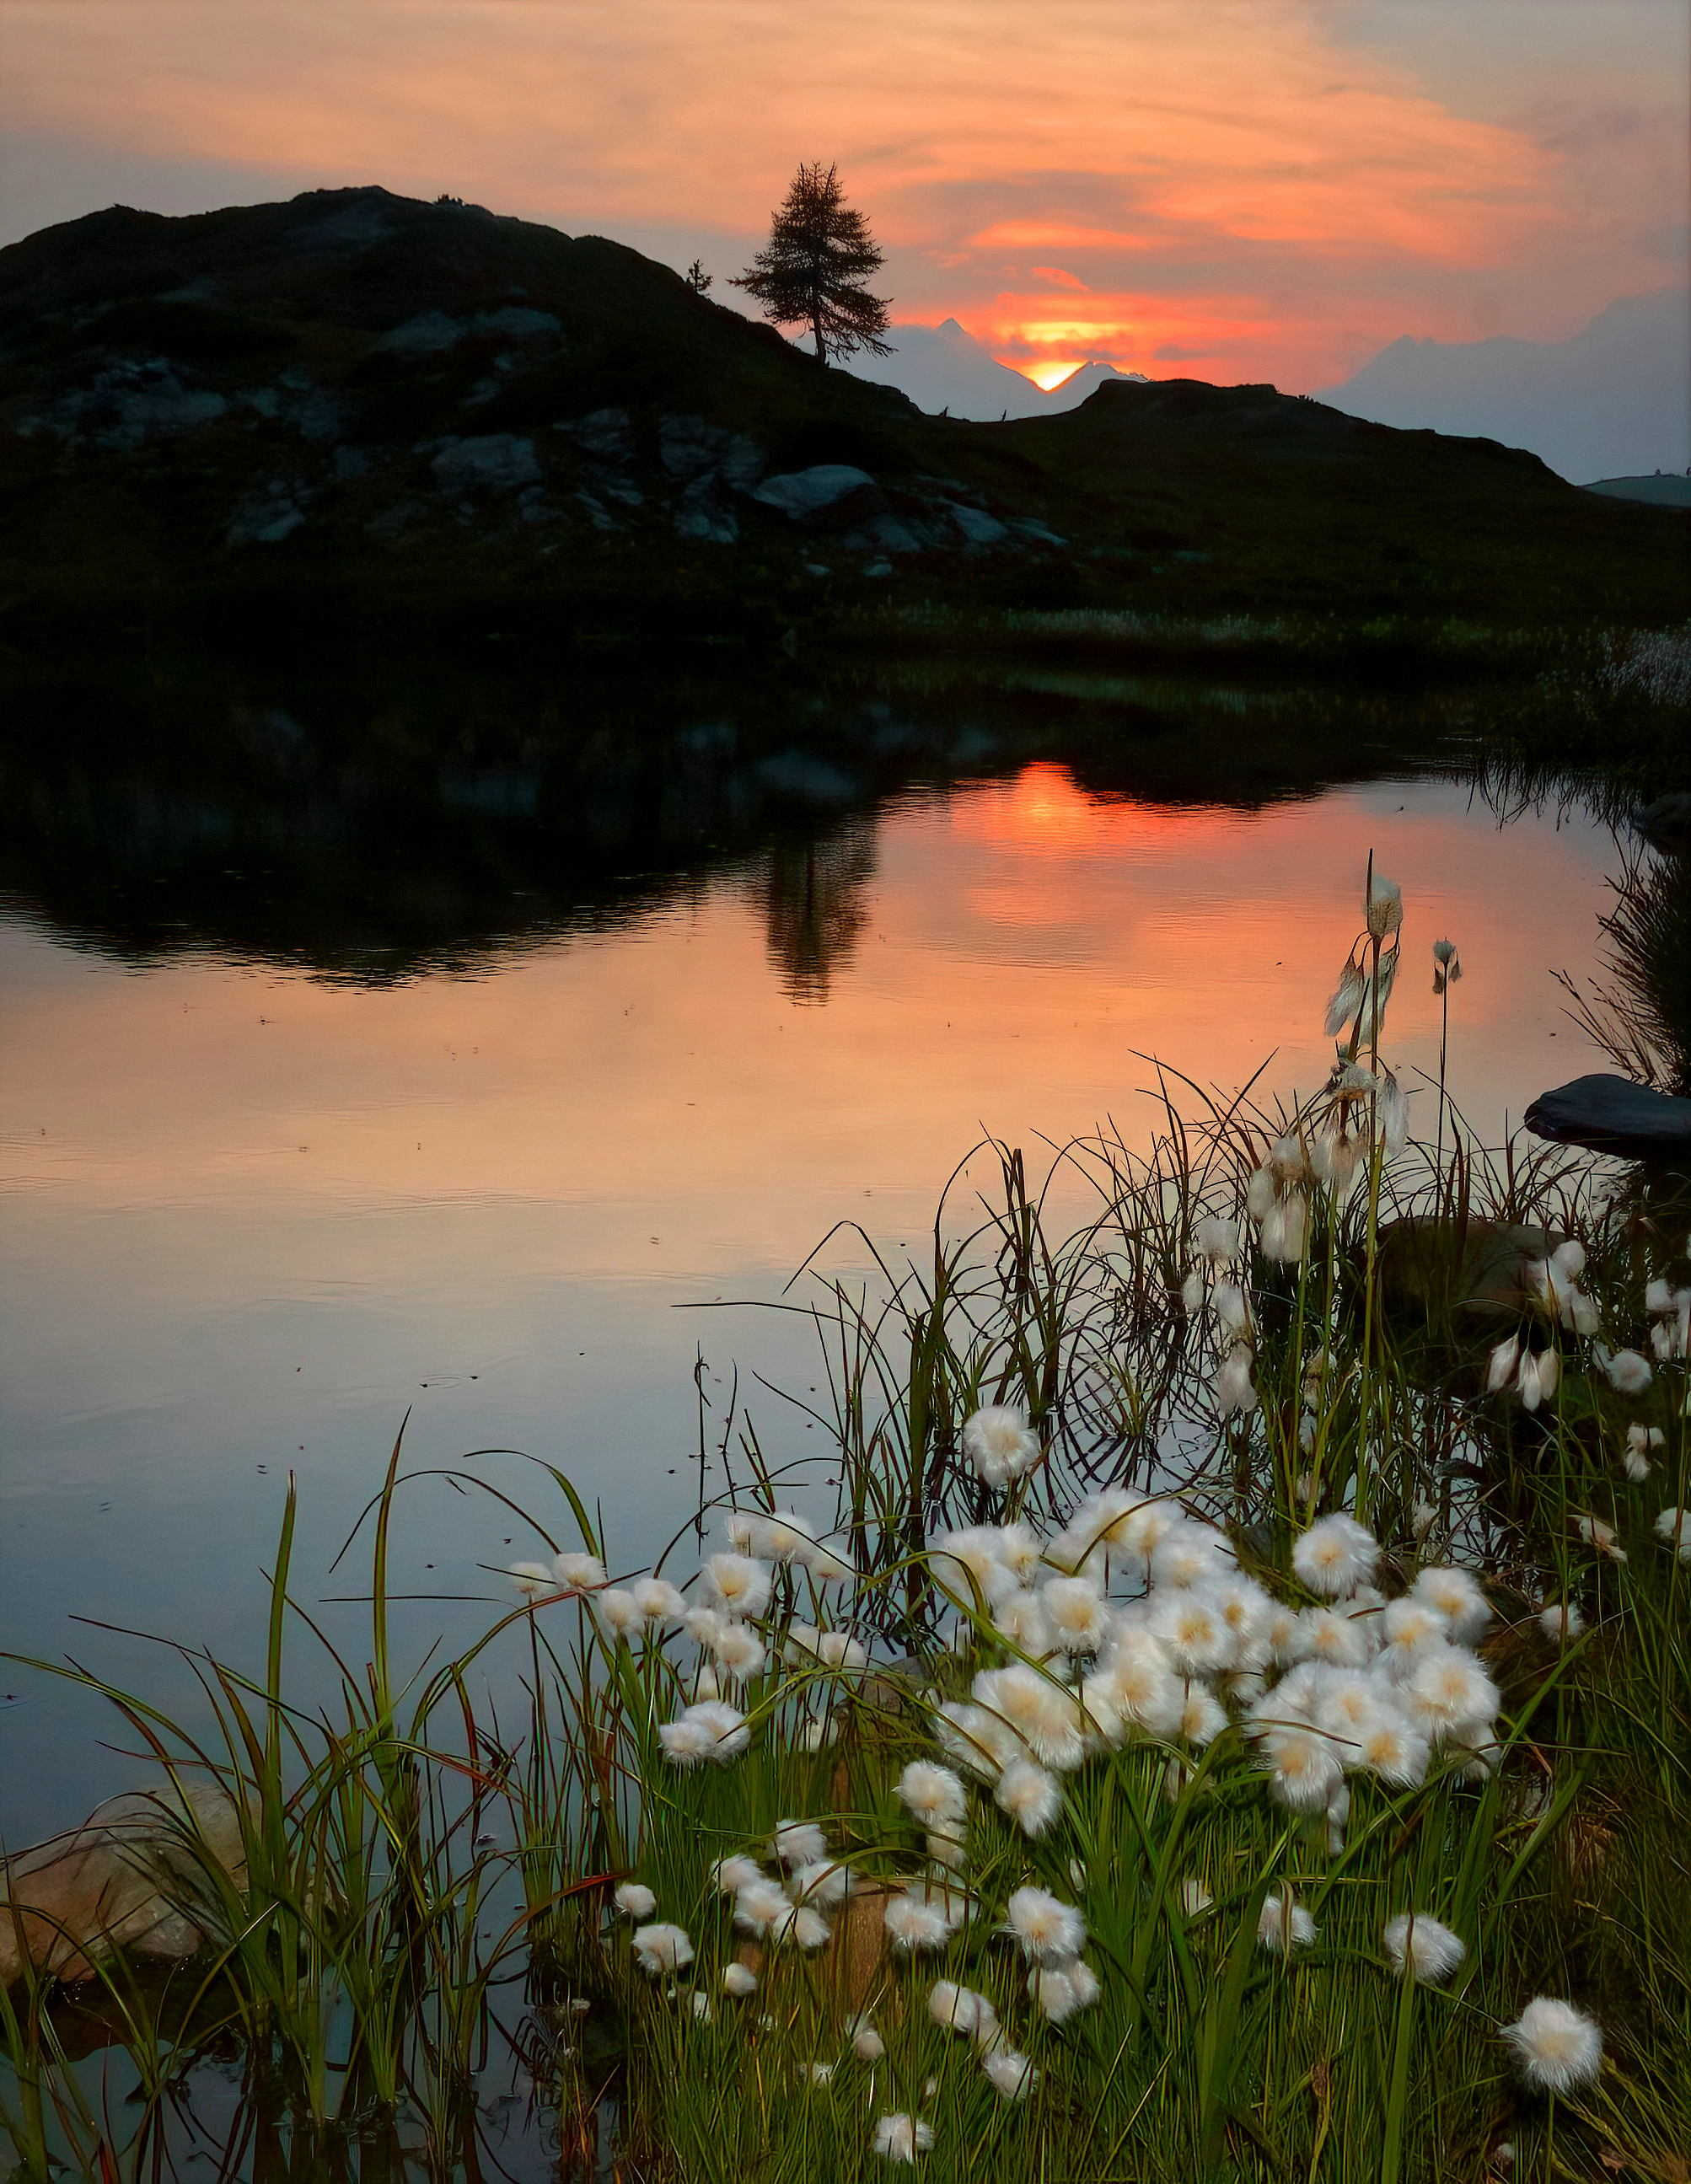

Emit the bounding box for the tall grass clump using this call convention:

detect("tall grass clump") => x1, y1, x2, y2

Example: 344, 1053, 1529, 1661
4, 859, 1688, 2181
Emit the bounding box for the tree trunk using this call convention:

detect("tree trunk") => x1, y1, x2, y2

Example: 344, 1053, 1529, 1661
812, 311, 826, 363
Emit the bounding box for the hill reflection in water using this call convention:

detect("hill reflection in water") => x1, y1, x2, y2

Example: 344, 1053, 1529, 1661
1, 645, 1477, 991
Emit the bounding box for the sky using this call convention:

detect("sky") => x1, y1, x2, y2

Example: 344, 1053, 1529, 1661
2, 0, 1685, 389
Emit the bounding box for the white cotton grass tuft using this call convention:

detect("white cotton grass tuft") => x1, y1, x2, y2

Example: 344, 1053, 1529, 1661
847, 2012, 885, 2062
883, 1892, 953, 1953
1178, 1682, 1229, 1747
1624, 1424, 1663, 1481
971, 1663, 1087, 1771
1538, 1600, 1584, 1646
733, 1879, 792, 1936
770, 1817, 827, 1869
1212, 1344, 1259, 1418
1258, 1891, 1317, 1953
992, 1588, 1052, 1655
508, 1561, 557, 1600
1026, 1956, 1100, 2021
631, 1923, 693, 1976
630, 1575, 687, 1623
1487, 1334, 1522, 1395
722, 1961, 757, 1997
983, 2048, 1039, 2101
961, 1404, 1042, 1490
789, 1859, 850, 1908
1382, 1913, 1467, 1985
1181, 1877, 1213, 1916
1367, 867, 1404, 936
1005, 1885, 1086, 1963
701, 1552, 773, 1619
655, 1715, 711, 1767
995, 1759, 1063, 1837
1259, 1194, 1309, 1264
1502, 1996, 1603, 2093
1291, 1512, 1379, 1598
1406, 1645, 1500, 1741
1260, 1723, 1344, 1813
1603, 1349, 1653, 1396
1150, 1521, 1236, 1591
710, 1621, 766, 1677
928, 1981, 996, 2039
1655, 1506, 1691, 1563
613, 1881, 656, 1920
928, 1527, 1019, 1609
871, 2114, 934, 2163
1042, 1575, 1113, 1654
1298, 1605, 1371, 1671
1323, 958, 1367, 1038
552, 1550, 609, 1593
1572, 1513, 1628, 1562
1149, 1590, 1236, 1677
710, 1854, 764, 1896
780, 1905, 831, 1951
1411, 1565, 1493, 1646
658, 1699, 749, 1768
896, 1761, 967, 1829
1353, 1702, 1431, 1789
593, 1587, 643, 1636
1377, 1598, 1450, 1680
1195, 1214, 1241, 1264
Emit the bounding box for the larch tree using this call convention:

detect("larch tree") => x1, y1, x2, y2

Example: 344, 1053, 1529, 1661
732, 163, 892, 365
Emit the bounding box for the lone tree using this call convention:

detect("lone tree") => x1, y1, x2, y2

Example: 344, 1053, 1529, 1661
733, 163, 892, 365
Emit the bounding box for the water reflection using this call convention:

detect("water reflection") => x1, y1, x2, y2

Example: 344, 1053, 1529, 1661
757, 828, 878, 1001
0, 647, 1629, 1843
0, 647, 1464, 985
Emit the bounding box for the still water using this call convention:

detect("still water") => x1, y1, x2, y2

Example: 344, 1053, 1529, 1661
0, 662, 1619, 1840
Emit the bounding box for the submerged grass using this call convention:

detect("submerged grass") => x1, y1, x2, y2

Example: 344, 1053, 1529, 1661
4, 868, 1690, 2182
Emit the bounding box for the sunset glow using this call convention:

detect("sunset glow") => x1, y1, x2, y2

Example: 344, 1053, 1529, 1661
3, 0, 1683, 390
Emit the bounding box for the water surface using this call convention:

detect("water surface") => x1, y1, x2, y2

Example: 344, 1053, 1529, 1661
0, 659, 1619, 1838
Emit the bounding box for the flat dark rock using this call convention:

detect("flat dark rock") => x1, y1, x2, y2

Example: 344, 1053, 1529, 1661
1525, 1072, 1691, 1157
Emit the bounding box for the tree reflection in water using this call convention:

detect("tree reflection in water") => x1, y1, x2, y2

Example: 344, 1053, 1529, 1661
756, 827, 877, 1001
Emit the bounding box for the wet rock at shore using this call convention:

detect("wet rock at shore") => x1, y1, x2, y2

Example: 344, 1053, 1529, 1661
1, 1783, 245, 1985
1525, 1072, 1691, 1159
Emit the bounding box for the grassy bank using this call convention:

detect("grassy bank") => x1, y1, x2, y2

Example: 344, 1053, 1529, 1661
3, 865, 1689, 2182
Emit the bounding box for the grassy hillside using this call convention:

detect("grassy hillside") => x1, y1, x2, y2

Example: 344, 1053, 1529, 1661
0, 185, 1685, 655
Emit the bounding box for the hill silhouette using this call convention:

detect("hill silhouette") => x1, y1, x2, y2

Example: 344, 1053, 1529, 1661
1, 185, 1683, 650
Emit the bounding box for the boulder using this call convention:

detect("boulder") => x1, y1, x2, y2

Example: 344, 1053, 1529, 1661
1379, 1218, 1570, 1317
753, 465, 876, 518
1524, 1073, 1691, 1160
1, 1782, 246, 1986
431, 435, 541, 493
1633, 791, 1691, 855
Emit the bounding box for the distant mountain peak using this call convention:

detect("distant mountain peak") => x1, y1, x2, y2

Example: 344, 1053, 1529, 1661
1321, 288, 1688, 481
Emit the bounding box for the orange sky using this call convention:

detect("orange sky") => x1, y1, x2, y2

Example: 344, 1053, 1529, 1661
2, 0, 1684, 389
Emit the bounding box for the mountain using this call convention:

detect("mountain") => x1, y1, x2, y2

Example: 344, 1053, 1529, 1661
1044, 359, 1151, 413
850, 319, 1148, 421
1320, 289, 1690, 485
0, 186, 1683, 650
851, 319, 1049, 418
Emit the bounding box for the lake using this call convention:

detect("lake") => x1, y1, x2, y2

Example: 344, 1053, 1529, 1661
0, 655, 1623, 1842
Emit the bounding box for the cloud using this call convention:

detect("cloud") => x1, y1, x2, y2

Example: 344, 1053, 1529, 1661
3, 0, 1683, 386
